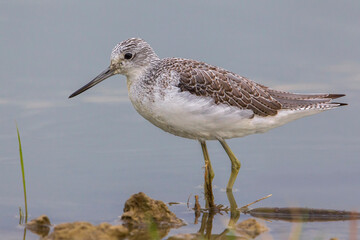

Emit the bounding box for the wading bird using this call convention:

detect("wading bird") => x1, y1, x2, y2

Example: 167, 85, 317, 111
69, 38, 346, 194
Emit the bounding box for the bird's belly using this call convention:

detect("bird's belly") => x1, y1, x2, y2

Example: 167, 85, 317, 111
130, 90, 263, 140
130, 89, 325, 140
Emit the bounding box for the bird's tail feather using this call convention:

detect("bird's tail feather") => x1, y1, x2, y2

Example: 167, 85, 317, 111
265, 88, 347, 109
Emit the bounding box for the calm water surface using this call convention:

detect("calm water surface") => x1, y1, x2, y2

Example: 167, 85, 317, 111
1, 1, 359, 239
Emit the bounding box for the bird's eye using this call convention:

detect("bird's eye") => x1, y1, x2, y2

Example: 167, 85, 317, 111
124, 53, 133, 60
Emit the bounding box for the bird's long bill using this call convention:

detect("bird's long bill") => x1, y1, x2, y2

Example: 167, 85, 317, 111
69, 66, 116, 98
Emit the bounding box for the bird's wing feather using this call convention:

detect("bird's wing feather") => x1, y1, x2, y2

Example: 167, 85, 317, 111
174, 59, 281, 116
257, 84, 346, 108
170, 58, 346, 116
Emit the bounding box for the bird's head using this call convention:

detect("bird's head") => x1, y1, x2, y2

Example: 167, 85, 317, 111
69, 38, 159, 98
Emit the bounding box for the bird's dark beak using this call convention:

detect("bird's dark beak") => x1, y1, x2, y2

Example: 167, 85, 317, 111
69, 66, 116, 98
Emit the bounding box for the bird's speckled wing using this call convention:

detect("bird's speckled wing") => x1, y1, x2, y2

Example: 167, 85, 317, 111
162, 58, 346, 117
164, 58, 281, 117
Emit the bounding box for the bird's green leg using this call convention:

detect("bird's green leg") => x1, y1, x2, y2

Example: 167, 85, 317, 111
226, 190, 240, 228
200, 140, 215, 209
218, 139, 241, 192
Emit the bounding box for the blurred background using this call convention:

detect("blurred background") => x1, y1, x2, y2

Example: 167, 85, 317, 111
1, 1, 359, 239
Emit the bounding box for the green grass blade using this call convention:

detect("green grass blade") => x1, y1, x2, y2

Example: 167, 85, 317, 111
16, 124, 28, 223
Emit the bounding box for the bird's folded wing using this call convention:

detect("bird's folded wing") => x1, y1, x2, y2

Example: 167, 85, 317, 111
177, 66, 282, 117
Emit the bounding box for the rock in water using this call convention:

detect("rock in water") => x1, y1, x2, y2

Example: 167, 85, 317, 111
44, 222, 128, 240
121, 192, 185, 228
236, 218, 268, 239
25, 215, 51, 237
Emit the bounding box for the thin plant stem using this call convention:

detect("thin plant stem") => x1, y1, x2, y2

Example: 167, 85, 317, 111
16, 123, 28, 223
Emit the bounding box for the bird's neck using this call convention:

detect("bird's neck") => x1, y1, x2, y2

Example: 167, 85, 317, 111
125, 65, 151, 94
125, 58, 160, 78
125, 66, 147, 80
126, 60, 160, 87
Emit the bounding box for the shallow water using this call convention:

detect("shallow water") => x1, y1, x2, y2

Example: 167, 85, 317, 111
1, 1, 360, 239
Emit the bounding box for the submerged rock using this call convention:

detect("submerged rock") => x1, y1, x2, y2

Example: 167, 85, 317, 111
121, 192, 185, 228
44, 222, 128, 240
167, 233, 198, 240
236, 218, 268, 239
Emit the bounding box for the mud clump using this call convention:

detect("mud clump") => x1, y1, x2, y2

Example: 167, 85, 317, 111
43, 222, 128, 240
121, 192, 185, 228
236, 218, 268, 239
25, 215, 51, 237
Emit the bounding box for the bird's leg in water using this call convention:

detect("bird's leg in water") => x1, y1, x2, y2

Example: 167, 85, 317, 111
218, 139, 241, 192
200, 140, 215, 209
226, 190, 241, 228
